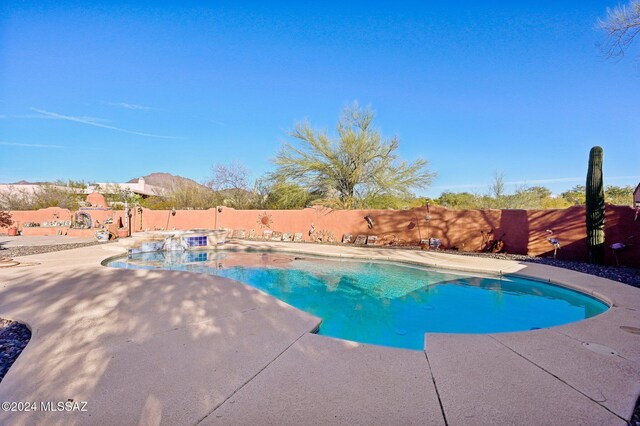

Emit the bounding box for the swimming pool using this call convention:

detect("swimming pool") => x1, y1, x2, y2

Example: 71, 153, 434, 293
107, 251, 608, 350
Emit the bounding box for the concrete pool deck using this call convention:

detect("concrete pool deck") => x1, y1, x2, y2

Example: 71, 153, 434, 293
0, 240, 638, 425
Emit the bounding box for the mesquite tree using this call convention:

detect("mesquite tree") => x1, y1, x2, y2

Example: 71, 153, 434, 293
599, 0, 640, 60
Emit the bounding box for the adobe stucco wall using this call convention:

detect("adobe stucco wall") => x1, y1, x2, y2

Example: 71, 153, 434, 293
2, 204, 638, 267
214, 204, 639, 267
6, 207, 122, 236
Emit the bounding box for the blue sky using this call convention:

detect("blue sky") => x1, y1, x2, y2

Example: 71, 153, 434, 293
1, 1, 638, 197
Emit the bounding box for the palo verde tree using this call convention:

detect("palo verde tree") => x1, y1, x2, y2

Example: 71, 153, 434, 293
271, 104, 434, 209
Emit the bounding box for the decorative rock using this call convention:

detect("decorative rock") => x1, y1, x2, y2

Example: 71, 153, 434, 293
293, 232, 303, 242
342, 234, 353, 244
282, 233, 292, 242
366, 236, 378, 245
354, 235, 367, 245
0, 319, 31, 382
41, 221, 69, 227
0, 242, 102, 258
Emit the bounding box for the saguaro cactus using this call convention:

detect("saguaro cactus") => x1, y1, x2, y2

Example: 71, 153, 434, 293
586, 146, 605, 264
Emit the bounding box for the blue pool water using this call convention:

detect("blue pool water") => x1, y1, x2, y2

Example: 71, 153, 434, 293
108, 251, 608, 350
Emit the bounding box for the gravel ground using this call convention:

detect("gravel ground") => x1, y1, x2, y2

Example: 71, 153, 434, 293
0, 319, 30, 382
632, 399, 640, 426
0, 241, 105, 259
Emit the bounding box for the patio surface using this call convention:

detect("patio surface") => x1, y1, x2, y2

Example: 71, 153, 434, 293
0, 239, 638, 425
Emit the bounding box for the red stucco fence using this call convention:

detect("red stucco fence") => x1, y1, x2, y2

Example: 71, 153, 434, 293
2, 204, 639, 268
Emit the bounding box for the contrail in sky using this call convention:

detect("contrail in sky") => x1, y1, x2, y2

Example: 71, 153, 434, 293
0, 140, 65, 149
30, 107, 184, 140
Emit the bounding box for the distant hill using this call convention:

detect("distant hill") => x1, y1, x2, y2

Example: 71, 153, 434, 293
128, 173, 209, 190
9, 180, 50, 185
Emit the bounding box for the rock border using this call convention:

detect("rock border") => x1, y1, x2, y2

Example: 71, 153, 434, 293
0, 319, 31, 383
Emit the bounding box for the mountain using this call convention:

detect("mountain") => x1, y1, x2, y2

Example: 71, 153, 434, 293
128, 173, 209, 190
9, 180, 50, 185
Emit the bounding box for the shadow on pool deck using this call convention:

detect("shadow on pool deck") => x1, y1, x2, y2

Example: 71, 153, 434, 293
0, 265, 324, 424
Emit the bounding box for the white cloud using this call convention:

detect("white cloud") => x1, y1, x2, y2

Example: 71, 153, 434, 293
0, 114, 112, 123
0, 114, 57, 120
0, 141, 65, 149
30, 107, 184, 140
105, 102, 155, 111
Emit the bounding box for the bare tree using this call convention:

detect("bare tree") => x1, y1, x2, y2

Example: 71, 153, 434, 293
0, 185, 35, 210
599, 0, 640, 59
206, 161, 254, 209
489, 171, 505, 200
